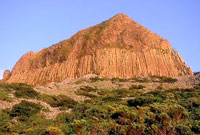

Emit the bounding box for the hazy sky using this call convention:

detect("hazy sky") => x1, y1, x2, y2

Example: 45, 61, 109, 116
0, 0, 200, 79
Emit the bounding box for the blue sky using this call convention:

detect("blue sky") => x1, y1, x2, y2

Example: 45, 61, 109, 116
0, 0, 200, 79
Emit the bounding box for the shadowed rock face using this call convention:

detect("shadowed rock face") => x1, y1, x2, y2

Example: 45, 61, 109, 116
6, 13, 193, 85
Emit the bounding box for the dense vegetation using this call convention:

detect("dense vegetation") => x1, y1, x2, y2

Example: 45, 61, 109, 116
0, 77, 199, 135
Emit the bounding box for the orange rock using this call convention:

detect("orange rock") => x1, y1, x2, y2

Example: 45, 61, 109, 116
3, 70, 11, 81
7, 13, 193, 85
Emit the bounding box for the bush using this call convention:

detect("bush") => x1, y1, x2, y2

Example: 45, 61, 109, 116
194, 84, 200, 89
151, 76, 177, 83
39, 94, 77, 108
0, 111, 11, 133
14, 84, 39, 99
79, 86, 97, 92
0, 83, 12, 92
191, 120, 200, 134
86, 106, 108, 118
90, 76, 104, 82
10, 100, 42, 119
111, 78, 128, 83
161, 76, 178, 83
157, 85, 163, 90
75, 90, 97, 98
71, 119, 87, 133
97, 89, 112, 96
102, 96, 121, 102
9, 83, 31, 90
113, 89, 130, 97
55, 112, 73, 123
0, 91, 13, 102
127, 96, 162, 107
129, 85, 146, 90
45, 126, 64, 135
134, 77, 150, 83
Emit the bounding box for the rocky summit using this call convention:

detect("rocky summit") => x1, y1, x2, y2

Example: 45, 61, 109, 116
4, 13, 193, 85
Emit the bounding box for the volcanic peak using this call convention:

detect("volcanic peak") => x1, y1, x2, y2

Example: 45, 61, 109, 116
3, 13, 193, 85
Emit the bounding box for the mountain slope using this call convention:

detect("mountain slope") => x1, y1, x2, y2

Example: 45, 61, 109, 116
0, 75, 200, 134
5, 13, 193, 85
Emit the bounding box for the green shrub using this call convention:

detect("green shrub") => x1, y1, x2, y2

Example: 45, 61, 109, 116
79, 86, 97, 92
45, 126, 64, 135
75, 86, 98, 98
102, 96, 121, 102
0, 83, 12, 92
14, 84, 39, 99
55, 112, 73, 123
90, 76, 104, 82
97, 89, 111, 96
191, 120, 200, 134
151, 76, 178, 83
0, 110, 11, 133
20, 113, 55, 135
127, 96, 162, 107
71, 119, 87, 133
0, 83, 38, 100
134, 77, 150, 83
52, 95, 77, 108
9, 83, 31, 90
10, 100, 42, 119
157, 85, 163, 90
112, 89, 130, 97
39, 94, 77, 108
38, 94, 55, 104
86, 106, 108, 119
129, 85, 146, 90
176, 124, 192, 135
75, 90, 97, 98
194, 84, 200, 89
161, 76, 178, 83
0, 91, 13, 102
111, 78, 128, 83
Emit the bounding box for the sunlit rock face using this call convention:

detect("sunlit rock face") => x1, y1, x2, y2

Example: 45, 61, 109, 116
3, 70, 11, 81
6, 13, 193, 85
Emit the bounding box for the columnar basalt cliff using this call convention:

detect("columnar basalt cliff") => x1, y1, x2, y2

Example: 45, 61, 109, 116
5, 13, 193, 85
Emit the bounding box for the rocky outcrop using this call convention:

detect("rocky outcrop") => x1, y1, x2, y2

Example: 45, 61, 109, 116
3, 70, 11, 81
6, 13, 193, 85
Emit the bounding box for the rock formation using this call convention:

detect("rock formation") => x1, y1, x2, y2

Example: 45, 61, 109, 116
6, 13, 193, 85
3, 70, 11, 81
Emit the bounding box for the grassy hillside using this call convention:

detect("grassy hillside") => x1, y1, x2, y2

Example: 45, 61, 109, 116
0, 76, 199, 135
